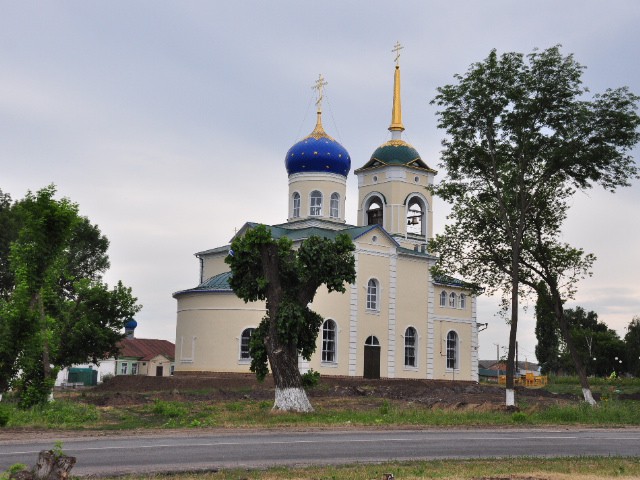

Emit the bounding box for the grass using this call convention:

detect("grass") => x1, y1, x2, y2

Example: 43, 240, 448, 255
545, 375, 640, 398
94, 457, 640, 479
2, 395, 640, 430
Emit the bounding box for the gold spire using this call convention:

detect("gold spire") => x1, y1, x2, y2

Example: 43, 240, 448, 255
389, 42, 405, 133
306, 74, 334, 140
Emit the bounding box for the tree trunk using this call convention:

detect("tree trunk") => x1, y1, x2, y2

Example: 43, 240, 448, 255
550, 287, 596, 405
9, 450, 78, 480
260, 243, 313, 413
505, 247, 519, 407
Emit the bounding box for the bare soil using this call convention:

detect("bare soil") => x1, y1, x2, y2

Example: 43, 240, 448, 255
85, 373, 575, 410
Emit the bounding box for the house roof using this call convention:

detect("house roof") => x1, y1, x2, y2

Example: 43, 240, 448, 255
118, 338, 175, 361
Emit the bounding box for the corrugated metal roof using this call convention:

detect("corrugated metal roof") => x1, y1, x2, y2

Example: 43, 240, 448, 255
118, 338, 175, 361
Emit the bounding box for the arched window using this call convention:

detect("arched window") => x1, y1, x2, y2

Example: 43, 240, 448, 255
439, 290, 447, 307
446, 331, 458, 369
449, 292, 456, 308
330, 193, 340, 218
406, 198, 425, 235
404, 327, 417, 367
322, 319, 337, 362
310, 190, 323, 216
366, 196, 383, 226
367, 279, 379, 310
240, 328, 255, 360
292, 192, 300, 218
459, 293, 466, 309
365, 335, 380, 346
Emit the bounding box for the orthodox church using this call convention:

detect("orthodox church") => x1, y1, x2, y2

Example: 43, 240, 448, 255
173, 51, 480, 382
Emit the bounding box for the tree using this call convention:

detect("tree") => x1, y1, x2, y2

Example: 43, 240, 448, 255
625, 316, 640, 377
429, 46, 639, 406
0, 186, 141, 406
534, 282, 561, 374
225, 224, 355, 412
560, 307, 625, 377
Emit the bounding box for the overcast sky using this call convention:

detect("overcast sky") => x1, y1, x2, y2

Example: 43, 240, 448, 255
2, 2, 639, 364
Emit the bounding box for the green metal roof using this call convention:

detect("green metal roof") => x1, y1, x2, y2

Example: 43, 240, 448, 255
355, 140, 436, 173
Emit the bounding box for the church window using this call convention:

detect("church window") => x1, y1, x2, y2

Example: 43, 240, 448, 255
446, 331, 458, 369
449, 292, 456, 307
366, 197, 383, 226
367, 279, 379, 310
240, 328, 255, 360
459, 293, 466, 309
322, 319, 337, 362
292, 192, 300, 218
406, 197, 426, 236
310, 190, 323, 216
440, 290, 447, 307
330, 193, 340, 218
404, 327, 417, 367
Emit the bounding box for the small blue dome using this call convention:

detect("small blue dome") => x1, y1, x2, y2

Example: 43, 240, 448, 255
125, 319, 138, 330
285, 114, 351, 177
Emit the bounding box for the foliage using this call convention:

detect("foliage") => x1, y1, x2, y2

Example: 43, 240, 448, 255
558, 307, 625, 376
0, 185, 141, 406
301, 369, 320, 388
429, 45, 640, 393
0, 464, 28, 480
225, 224, 355, 393
534, 282, 561, 374
0, 405, 9, 427
624, 316, 640, 377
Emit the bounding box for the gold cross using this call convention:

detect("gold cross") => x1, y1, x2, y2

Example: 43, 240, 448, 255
392, 41, 404, 66
312, 74, 328, 111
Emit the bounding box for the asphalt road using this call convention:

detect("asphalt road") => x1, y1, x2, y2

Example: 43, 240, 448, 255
2, 428, 640, 476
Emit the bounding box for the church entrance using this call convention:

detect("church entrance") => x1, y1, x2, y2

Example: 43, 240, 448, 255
363, 335, 381, 379
155, 366, 163, 376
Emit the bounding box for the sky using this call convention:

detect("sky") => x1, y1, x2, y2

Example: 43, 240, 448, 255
2, 2, 639, 364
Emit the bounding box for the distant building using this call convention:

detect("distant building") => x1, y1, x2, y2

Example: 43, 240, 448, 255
55, 319, 175, 385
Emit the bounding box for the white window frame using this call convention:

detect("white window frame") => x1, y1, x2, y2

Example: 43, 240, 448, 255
131, 362, 138, 375
321, 319, 337, 363
310, 190, 323, 216
404, 326, 417, 368
366, 278, 379, 311
439, 290, 447, 307
120, 362, 128, 375
330, 192, 340, 218
292, 192, 301, 218
446, 330, 458, 370
239, 327, 255, 361
459, 293, 466, 309
449, 292, 457, 308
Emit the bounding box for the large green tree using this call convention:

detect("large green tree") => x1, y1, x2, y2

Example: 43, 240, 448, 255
559, 307, 625, 377
534, 282, 561, 375
429, 46, 639, 406
625, 316, 640, 377
225, 224, 355, 412
0, 186, 141, 406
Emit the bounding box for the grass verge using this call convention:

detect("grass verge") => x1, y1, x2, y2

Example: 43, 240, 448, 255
1, 397, 640, 430
93, 457, 640, 479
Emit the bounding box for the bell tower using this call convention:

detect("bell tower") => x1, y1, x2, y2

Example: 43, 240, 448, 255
354, 43, 437, 246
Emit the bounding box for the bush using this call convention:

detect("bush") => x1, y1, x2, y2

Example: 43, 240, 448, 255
0, 407, 9, 427
301, 369, 320, 388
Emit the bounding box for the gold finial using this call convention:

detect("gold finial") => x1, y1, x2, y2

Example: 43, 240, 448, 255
392, 41, 404, 66
312, 74, 328, 113
389, 42, 405, 134
306, 74, 333, 141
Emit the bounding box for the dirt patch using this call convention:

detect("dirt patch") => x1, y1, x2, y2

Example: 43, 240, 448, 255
80, 374, 575, 409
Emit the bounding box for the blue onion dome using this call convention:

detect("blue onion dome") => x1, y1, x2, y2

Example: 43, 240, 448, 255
125, 319, 138, 330
285, 112, 351, 177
